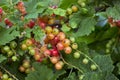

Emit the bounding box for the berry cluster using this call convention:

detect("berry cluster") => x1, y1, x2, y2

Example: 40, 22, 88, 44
0, 41, 18, 61
19, 60, 34, 74
16, 1, 27, 17
108, 17, 120, 28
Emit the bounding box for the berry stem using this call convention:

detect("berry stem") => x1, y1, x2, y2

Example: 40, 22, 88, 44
0, 66, 19, 80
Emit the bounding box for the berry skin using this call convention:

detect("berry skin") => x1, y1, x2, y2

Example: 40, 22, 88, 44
29, 48, 35, 55
55, 61, 64, 70
34, 53, 41, 61
2, 74, 9, 80
70, 37, 75, 43
64, 46, 72, 54
22, 61, 30, 69
8, 78, 13, 80
50, 57, 59, 64
51, 49, 59, 56
12, 56, 17, 61
56, 42, 64, 51
47, 33, 55, 40
26, 39, 33, 46
67, 8, 72, 15
21, 44, 27, 50
71, 5, 78, 12
52, 28, 59, 35
0, 7, 3, 15
62, 39, 71, 47
27, 20, 35, 28
45, 26, 53, 34
7, 50, 14, 57
10, 41, 17, 48
19, 66, 26, 72
72, 43, 78, 49
90, 64, 97, 70
73, 52, 80, 59
3, 46, 10, 52
44, 49, 51, 56
57, 32, 66, 41
82, 58, 89, 64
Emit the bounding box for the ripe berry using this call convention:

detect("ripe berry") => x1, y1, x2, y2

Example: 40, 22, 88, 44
44, 49, 51, 56
0, 8, 3, 15
50, 57, 59, 64
39, 21, 46, 29
55, 61, 64, 70
27, 20, 35, 28
52, 28, 59, 35
51, 49, 59, 56
62, 39, 71, 47
64, 46, 72, 54
90, 64, 97, 70
116, 20, 120, 27
73, 52, 80, 59
82, 58, 89, 64
56, 42, 64, 50
47, 33, 55, 40
34, 53, 41, 61
19, 66, 26, 72
57, 32, 66, 41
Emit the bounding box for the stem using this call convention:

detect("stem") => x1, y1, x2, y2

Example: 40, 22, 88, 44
77, 50, 102, 72
68, 68, 73, 77
0, 66, 19, 80
61, 57, 84, 74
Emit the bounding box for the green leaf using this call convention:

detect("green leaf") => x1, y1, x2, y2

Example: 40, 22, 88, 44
59, 0, 78, 9
0, 27, 20, 45
61, 24, 71, 32
24, 28, 33, 38
25, 62, 66, 80
63, 72, 77, 80
75, 17, 96, 37
53, 8, 66, 16
32, 26, 45, 42
106, 4, 120, 20
0, 55, 7, 63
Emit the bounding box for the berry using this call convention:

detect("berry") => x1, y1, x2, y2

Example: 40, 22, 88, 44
25, 68, 31, 74
67, 8, 72, 15
56, 42, 64, 50
27, 20, 35, 28
10, 41, 17, 48
44, 49, 51, 56
3, 46, 10, 52
72, 43, 78, 49
70, 37, 75, 43
52, 28, 59, 35
12, 56, 17, 61
50, 57, 59, 64
57, 32, 66, 41
26, 39, 33, 46
45, 26, 53, 34
62, 39, 71, 47
29, 48, 35, 55
64, 46, 72, 54
8, 78, 13, 80
73, 52, 80, 59
19, 66, 25, 72
55, 61, 64, 70
81, 8, 88, 14
71, 5, 78, 12
47, 33, 55, 40
0, 8, 3, 15
2, 74, 9, 80
34, 53, 41, 61
90, 64, 97, 70
51, 49, 59, 56
82, 58, 89, 64
21, 44, 27, 50
22, 61, 30, 68
7, 50, 14, 57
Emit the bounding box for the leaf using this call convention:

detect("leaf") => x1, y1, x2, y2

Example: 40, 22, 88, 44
106, 4, 120, 20
63, 72, 77, 80
59, 0, 78, 9
0, 55, 7, 63
0, 27, 20, 45
75, 17, 96, 37
32, 26, 45, 42
24, 28, 33, 38
25, 62, 66, 80
53, 8, 66, 16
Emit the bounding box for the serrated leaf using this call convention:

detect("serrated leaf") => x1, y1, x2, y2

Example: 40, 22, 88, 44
0, 27, 20, 45
24, 28, 33, 38
53, 8, 66, 16
59, 0, 77, 9
75, 17, 96, 36
25, 62, 66, 80
0, 55, 7, 63
32, 26, 45, 42
106, 4, 120, 20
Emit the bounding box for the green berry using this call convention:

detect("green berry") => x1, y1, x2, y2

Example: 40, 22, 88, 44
82, 58, 89, 64
12, 56, 17, 61
73, 52, 80, 59
2, 74, 9, 79
90, 64, 97, 70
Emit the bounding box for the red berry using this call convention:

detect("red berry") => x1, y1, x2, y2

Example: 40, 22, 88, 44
44, 49, 51, 56
0, 8, 3, 15
51, 49, 59, 56
56, 42, 64, 50
39, 21, 46, 29
27, 20, 35, 28
116, 20, 120, 27
64, 46, 72, 54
